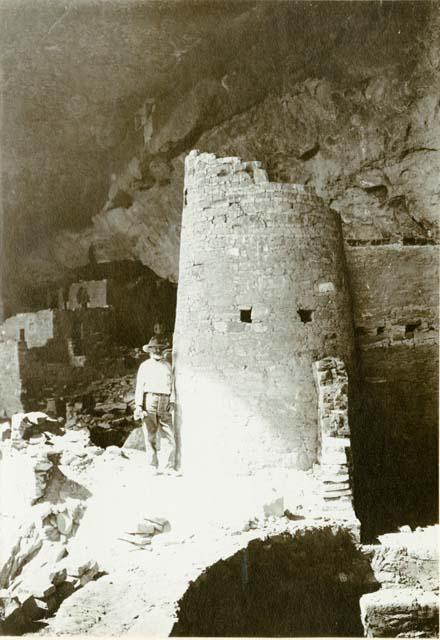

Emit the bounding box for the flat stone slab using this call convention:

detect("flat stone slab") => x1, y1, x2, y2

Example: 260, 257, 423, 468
322, 481, 350, 491
323, 488, 353, 498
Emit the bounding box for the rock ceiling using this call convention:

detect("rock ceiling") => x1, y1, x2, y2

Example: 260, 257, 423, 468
1, 0, 438, 315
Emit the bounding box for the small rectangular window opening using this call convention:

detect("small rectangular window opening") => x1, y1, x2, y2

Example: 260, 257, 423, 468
405, 321, 420, 335
298, 309, 313, 323
19, 328, 25, 340
240, 308, 252, 323
376, 326, 385, 335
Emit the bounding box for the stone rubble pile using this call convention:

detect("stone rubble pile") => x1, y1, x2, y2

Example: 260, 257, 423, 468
9, 411, 62, 451
0, 522, 43, 590
0, 414, 100, 509
58, 427, 101, 465
0, 408, 106, 634
63, 374, 138, 448
40, 500, 86, 543
1, 444, 55, 507
33, 453, 54, 502
121, 516, 172, 548
0, 540, 101, 635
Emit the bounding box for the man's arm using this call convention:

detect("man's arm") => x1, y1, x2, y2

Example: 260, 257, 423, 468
167, 361, 176, 406
134, 362, 147, 409
171, 369, 176, 409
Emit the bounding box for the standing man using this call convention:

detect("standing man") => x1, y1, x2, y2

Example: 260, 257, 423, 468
134, 336, 177, 475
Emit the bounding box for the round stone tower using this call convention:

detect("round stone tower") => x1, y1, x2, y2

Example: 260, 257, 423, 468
173, 151, 355, 476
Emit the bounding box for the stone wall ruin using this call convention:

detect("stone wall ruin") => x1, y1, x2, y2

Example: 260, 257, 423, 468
0, 308, 115, 416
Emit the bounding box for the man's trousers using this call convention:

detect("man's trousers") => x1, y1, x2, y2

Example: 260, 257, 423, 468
141, 392, 176, 471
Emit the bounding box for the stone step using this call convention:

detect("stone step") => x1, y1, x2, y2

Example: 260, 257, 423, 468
321, 435, 350, 447
321, 452, 348, 464
322, 481, 350, 491
322, 501, 354, 509
323, 497, 353, 505
324, 491, 353, 501
321, 452, 349, 462
322, 504, 355, 514
321, 502, 356, 517
321, 474, 350, 483
324, 488, 352, 499
321, 466, 349, 475
321, 464, 349, 473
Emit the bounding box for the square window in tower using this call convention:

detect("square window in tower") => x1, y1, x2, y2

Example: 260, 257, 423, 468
240, 308, 252, 323
297, 309, 313, 323
405, 321, 421, 336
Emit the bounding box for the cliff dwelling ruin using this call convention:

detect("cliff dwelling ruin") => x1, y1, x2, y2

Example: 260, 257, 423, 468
0, 0, 438, 637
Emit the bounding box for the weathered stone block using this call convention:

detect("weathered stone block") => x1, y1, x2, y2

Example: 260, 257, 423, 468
56, 513, 73, 536
21, 595, 48, 621
136, 521, 156, 536
49, 568, 67, 586
360, 588, 439, 638
323, 481, 350, 491
144, 517, 171, 534
262, 496, 285, 518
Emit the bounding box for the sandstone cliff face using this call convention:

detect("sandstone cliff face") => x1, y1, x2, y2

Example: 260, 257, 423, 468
31, 52, 439, 286
4, 2, 438, 300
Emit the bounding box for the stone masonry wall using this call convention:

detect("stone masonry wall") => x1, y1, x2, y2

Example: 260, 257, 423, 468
68, 280, 108, 310
0, 341, 25, 414
347, 246, 438, 432
0, 308, 116, 415
173, 151, 356, 475
313, 357, 356, 521
0, 311, 55, 349
346, 245, 439, 533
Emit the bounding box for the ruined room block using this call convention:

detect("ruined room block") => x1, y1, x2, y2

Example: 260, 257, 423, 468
1, 310, 55, 348
173, 151, 356, 475
68, 280, 108, 310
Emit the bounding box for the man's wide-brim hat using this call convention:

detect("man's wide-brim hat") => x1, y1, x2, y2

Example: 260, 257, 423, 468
142, 336, 168, 353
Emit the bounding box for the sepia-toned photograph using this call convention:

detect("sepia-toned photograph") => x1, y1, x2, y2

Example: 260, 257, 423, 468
0, 0, 438, 636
